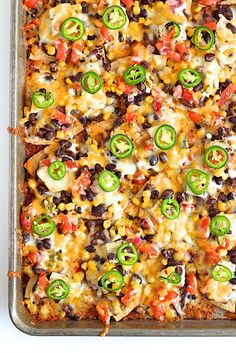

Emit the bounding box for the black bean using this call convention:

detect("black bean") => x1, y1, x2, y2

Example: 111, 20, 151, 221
59, 140, 72, 148
86, 190, 95, 202
227, 192, 234, 200
29, 113, 38, 126
161, 248, 175, 261
94, 254, 100, 262
176, 191, 189, 203
85, 245, 95, 252
113, 117, 123, 128
24, 187, 35, 206
233, 125, 236, 133
219, 192, 228, 203
228, 248, 236, 257
105, 163, 116, 171
221, 5, 233, 21
159, 152, 168, 163
140, 9, 147, 18
91, 204, 107, 216
36, 241, 44, 251
202, 30, 211, 44
100, 257, 106, 265
230, 256, 236, 264
142, 122, 151, 129
166, 260, 183, 267
115, 171, 122, 179
37, 183, 49, 195
118, 32, 124, 42
116, 265, 125, 276
208, 207, 218, 218
94, 163, 103, 174
226, 23, 236, 34
53, 196, 60, 206
175, 266, 183, 275
151, 189, 160, 200
212, 176, 223, 185
145, 234, 155, 241
149, 155, 159, 166
228, 103, 236, 117
163, 84, 173, 95
193, 82, 203, 92
81, 1, 89, 13
179, 98, 195, 108
107, 253, 116, 261
42, 238, 52, 249
205, 53, 215, 62
212, 9, 221, 21
139, 61, 149, 69
161, 189, 174, 200
23, 232, 31, 244
180, 290, 188, 309
49, 62, 58, 73
88, 34, 97, 41
230, 278, 236, 285
61, 190, 72, 203
39, 88, 46, 93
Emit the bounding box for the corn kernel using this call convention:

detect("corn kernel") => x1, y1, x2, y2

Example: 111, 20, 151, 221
28, 178, 37, 189
197, 128, 205, 139
104, 220, 111, 229
218, 202, 226, 212
132, 262, 143, 273
192, 214, 199, 223
81, 262, 88, 270
133, 1, 140, 15
56, 131, 65, 139
132, 197, 140, 206
65, 203, 75, 211
58, 203, 65, 211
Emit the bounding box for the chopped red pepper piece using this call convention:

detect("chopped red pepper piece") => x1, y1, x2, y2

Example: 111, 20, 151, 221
188, 111, 202, 123
218, 84, 236, 106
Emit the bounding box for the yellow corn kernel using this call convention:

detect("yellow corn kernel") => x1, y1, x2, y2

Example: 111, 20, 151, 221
116, 89, 123, 96
104, 220, 111, 229
24, 107, 30, 116
165, 308, 175, 319
218, 202, 226, 212
58, 61, 66, 68
197, 128, 205, 139
145, 96, 153, 104
65, 77, 73, 85
28, 178, 37, 189
163, 77, 171, 84
174, 249, 185, 261
192, 214, 199, 223
56, 131, 66, 139
133, 1, 140, 15
93, 194, 103, 206
58, 203, 66, 211
132, 197, 140, 206
74, 271, 85, 282
132, 262, 143, 273
88, 260, 97, 272
187, 28, 195, 37
139, 18, 151, 26
65, 203, 75, 211
81, 262, 88, 270
137, 115, 145, 124
118, 226, 126, 237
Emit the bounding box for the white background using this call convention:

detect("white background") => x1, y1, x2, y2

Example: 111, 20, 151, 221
0, 1, 235, 351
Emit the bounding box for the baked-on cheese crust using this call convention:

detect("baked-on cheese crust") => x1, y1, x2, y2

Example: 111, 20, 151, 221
20, 0, 236, 329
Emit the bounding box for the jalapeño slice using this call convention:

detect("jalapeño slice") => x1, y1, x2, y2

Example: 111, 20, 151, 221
204, 146, 228, 169
186, 169, 210, 195
102, 5, 127, 30
32, 90, 54, 109
161, 199, 180, 220
60, 17, 84, 41
110, 134, 134, 159
32, 214, 56, 237
48, 161, 66, 181
210, 215, 231, 237
123, 65, 146, 86
101, 270, 124, 291
154, 124, 176, 150
160, 271, 181, 284
178, 68, 202, 88
193, 26, 214, 51
81, 71, 102, 94
116, 242, 138, 266
46, 279, 70, 300
211, 264, 233, 282
98, 170, 120, 192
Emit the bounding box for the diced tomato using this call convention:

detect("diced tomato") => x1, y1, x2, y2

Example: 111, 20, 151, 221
200, 216, 210, 232
133, 171, 146, 185
205, 246, 220, 264
121, 0, 134, 8
24, 0, 38, 8
155, 41, 168, 55
121, 288, 137, 307
72, 170, 91, 197
52, 109, 73, 125
150, 302, 164, 319
56, 39, 69, 62
204, 21, 216, 30
20, 210, 34, 231
153, 99, 162, 112
23, 18, 40, 31
125, 111, 137, 123
188, 111, 202, 123
166, 50, 181, 62
64, 161, 78, 169
186, 273, 197, 295
70, 41, 84, 64
182, 88, 194, 102
100, 25, 110, 42
56, 214, 78, 234
41, 159, 51, 167
217, 236, 230, 251
137, 242, 159, 256
28, 251, 40, 265
218, 84, 236, 106
180, 202, 195, 212
38, 272, 49, 290
117, 78, 133, 95
162, 291, 178, 302
176, 43, 190, 62
96, 304, 110, 324
145, 143, 153, 151
198, 0, 220, 5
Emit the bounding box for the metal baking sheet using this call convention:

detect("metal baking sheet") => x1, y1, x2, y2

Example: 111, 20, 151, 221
8, 0, 236, 336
